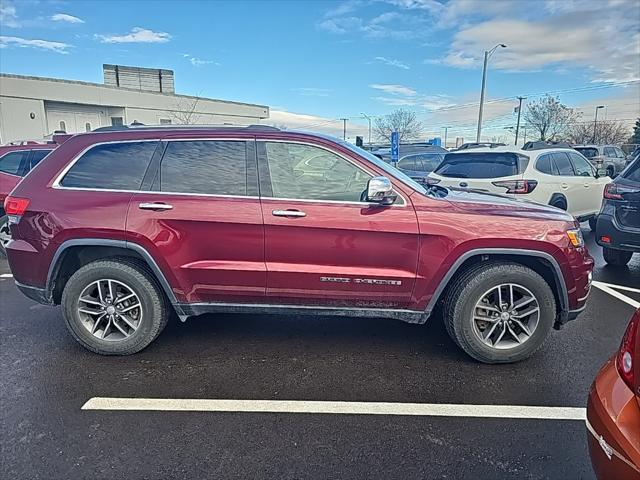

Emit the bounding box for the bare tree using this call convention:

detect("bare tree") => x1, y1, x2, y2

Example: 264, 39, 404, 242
373, 108, 423, 142
524, 95, 581, 141
566, 120, 631, 144
168, 96, 201, 124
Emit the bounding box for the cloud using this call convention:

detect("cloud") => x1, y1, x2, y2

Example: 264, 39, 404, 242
292, 87, 333, 97
0, 35, 71, 54
97, 27, 171, 44
0, 3, 19, 27
51, 13, 84, 24
373, 56, 410, 69
370, 84, 417, 96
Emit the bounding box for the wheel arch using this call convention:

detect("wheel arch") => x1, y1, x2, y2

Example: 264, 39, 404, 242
426, 248, 569, 329
47, 239, 178, 306
548, 193, 568, 210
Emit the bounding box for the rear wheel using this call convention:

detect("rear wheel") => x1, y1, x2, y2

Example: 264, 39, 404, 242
61, 259, 169, 355
0, 215, 10, 257
602, 247, 633, 266
443, 262, 556, 364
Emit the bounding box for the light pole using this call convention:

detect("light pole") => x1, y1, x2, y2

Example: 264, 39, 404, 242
361, 112, 372, 146
514, 96, 525, 146
476, 43, 507, 142
443, 126, 450, 148
593, 105, 604, 143
340, 118, 348, 141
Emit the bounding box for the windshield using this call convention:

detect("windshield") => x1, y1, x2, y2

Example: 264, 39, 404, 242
574, 147, 598, 158
434, 152, 527, 178
339, 141, 429, 195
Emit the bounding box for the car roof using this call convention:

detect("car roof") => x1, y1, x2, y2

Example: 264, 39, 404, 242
445, 146, 570, 156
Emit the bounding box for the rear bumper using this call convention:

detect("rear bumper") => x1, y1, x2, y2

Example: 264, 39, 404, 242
15, 281, 53, 305
586, 359, 640, 480
596, 213, 640, 253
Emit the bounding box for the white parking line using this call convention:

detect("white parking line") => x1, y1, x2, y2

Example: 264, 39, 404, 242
82, 397, 586, 421
0, 273, 13, 278
592, 281, 640, 308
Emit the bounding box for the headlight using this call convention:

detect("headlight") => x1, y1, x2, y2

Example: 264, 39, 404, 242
567, 228, 584, 247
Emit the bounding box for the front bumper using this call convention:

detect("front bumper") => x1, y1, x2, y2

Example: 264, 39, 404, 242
586, 359, 640, 480
596, 213, 640, 253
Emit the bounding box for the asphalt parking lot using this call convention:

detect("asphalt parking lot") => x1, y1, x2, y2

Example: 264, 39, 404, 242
1, 226, 638, 480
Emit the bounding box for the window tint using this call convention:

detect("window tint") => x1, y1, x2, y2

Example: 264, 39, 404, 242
434, 152, 526, 178
604, 147, 615, 157
535, 154, 557, 175
29, 150, 53, 170
615, 147, 626, 158
160, 141, 247, 195
264, 142, 371, 202
551, 152, 575, 176
623, 160, 640, 182
61, 141, 157, 190
568, 152, 594, 177
574, 147, 598, 158
398, 156, 423, 170
399, 153, 443, 172
0, 151, 28, 176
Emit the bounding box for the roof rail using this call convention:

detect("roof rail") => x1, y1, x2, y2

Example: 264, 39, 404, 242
92, 124, 280, 133
522, 141, 572, 150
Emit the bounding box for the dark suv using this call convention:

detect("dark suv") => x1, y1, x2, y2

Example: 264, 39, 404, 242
596, 157, 640, 266
4, 126, 593, 363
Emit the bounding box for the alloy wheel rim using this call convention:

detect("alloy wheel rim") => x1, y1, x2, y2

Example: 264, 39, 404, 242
471, 283, 540, 350
0, 220, 11, 248
77, 279, 142, 341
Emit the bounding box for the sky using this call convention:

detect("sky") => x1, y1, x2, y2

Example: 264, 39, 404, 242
0, 0, 639, 144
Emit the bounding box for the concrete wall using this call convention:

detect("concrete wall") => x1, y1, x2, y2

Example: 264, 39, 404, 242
0, 74, 270, 143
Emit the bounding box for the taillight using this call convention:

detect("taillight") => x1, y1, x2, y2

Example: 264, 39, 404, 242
603, 183, 623, 200
616, 309, 639, 392
492, 179, 538, 194
4, 196, 30, 222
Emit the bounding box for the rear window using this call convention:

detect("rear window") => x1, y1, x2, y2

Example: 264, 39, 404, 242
60, 141, 158, 190
623, 159, 640, 182
574, 147, 598, 158
434, 152, 527, 179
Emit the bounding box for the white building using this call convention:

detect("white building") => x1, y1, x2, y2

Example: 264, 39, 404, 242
0, 65, 269, 144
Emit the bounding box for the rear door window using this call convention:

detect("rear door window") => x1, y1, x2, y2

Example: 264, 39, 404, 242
604, 147, 616, 157
398, 156, 423, 171
434, 152, 526, 178
60, 141, 158, 190
535, 154, 558, 175
0, 151, 28, 176
159, 140, 248, 196
551, 152, 576, 176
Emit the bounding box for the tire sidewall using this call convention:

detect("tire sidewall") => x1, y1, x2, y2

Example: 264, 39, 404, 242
0, 215, 9, 257
62, 262, 163, 354
454, 266, 555, 363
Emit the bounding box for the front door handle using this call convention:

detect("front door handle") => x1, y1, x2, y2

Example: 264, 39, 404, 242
272, 209, 306, 218
139, 202, 173, 211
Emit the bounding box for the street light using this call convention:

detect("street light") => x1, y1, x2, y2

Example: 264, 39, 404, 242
361, 112, 372, 146
476, 43, 507, 142
593, 105, 604, 143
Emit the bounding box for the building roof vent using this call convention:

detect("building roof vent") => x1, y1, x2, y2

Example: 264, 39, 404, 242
103, 64, 175, 94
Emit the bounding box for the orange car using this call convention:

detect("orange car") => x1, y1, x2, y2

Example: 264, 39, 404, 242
587, 308, 640, 479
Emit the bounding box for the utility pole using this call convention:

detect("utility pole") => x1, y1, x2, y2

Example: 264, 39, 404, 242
341, 118, 348, 141
476, 43, 507, 142
443, 126, 450, 149
360, 113, 372, 146
593, 105, 604, 143
514, 96, 525, 146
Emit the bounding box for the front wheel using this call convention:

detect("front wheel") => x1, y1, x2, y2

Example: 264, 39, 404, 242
443, 262, 556, 364
61, 259, 169, 355
603, 247, 633, 266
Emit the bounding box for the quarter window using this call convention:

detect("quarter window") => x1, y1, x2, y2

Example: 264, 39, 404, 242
550, 152, 575, 176
29, 150, 53, 170
60, 141, 158, 190
263, 142, 372, 202
159, 141, 247, 196
568, 152, 594, 177
0, 151, 28, 176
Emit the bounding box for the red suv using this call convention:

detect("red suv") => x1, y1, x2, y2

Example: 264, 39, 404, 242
4, 126, 593, 362
0, 143, 56, 256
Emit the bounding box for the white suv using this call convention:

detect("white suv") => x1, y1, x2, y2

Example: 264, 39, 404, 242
427, 144, 610, 227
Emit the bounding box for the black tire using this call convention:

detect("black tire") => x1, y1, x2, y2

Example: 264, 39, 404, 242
602, 247, 632, 266
0, 215, 10, 258
443, 262, 556, 364
588, 217, 597, 231
61, 258, 169, 355
549, 196, 567, 211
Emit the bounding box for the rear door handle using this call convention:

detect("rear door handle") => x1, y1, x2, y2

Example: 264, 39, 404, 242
272, 209, 306, 218
139, 202, 173, 211
561, 183, 569, 189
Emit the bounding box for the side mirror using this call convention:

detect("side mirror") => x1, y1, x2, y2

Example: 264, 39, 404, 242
366, 176, 397, 205
595, 168, 607, 178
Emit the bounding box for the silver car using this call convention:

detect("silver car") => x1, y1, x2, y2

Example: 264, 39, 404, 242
573, 144, 627, 177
